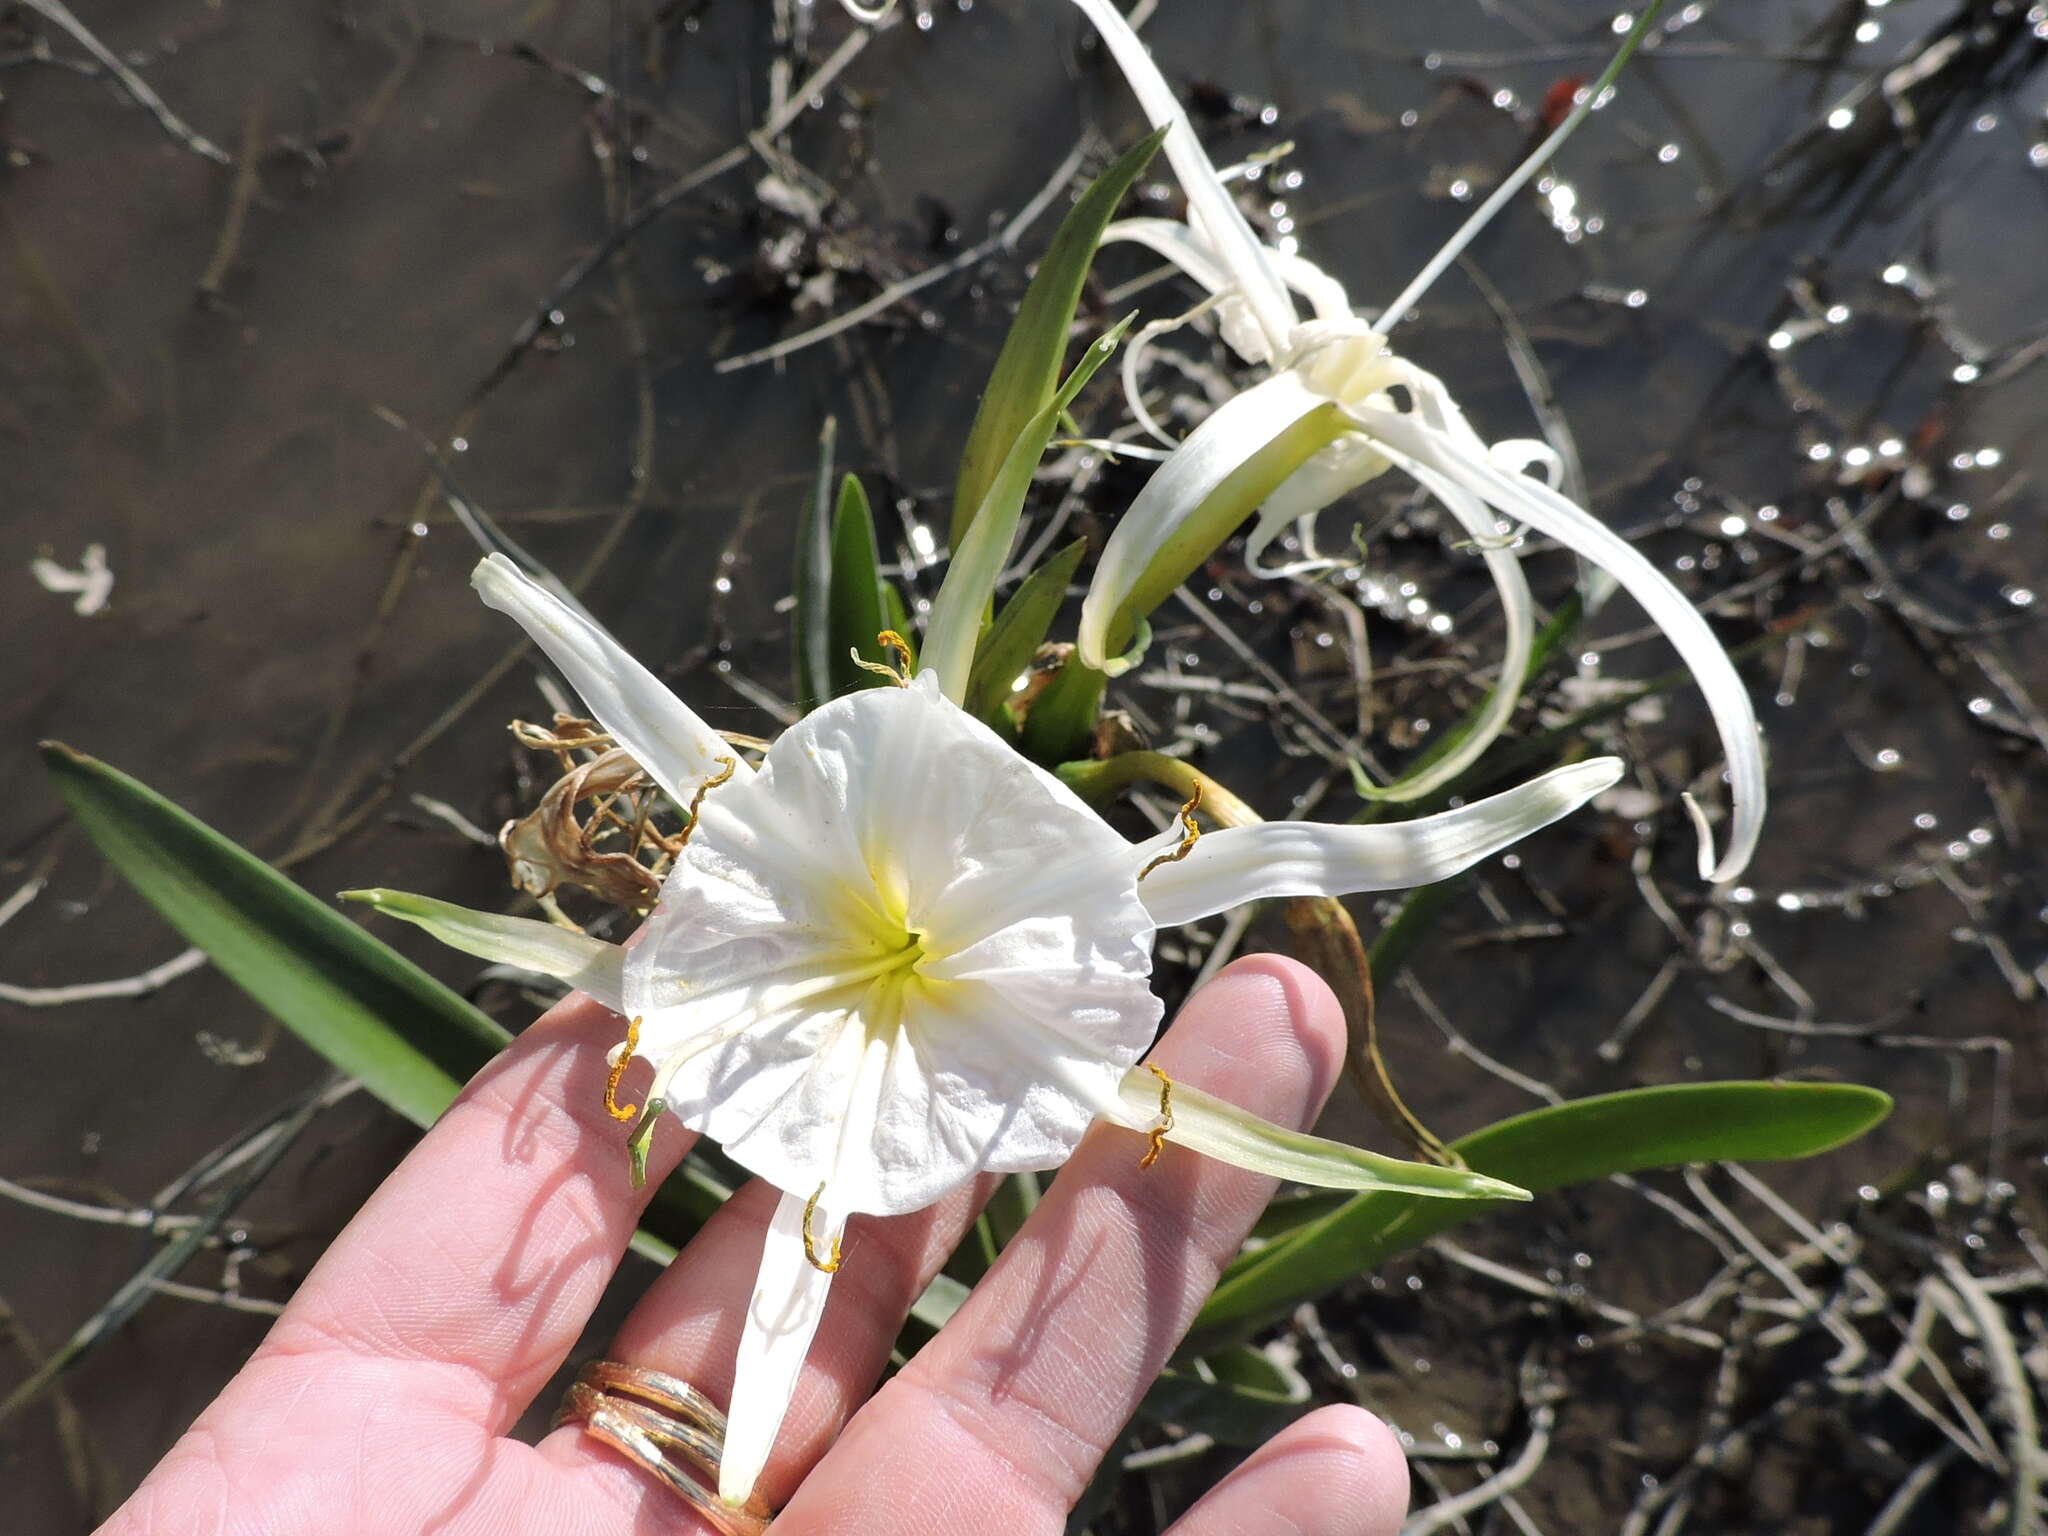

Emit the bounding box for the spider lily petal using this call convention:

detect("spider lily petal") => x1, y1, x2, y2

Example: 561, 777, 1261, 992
1130, 758, 1623, 929
1328, 431, 1538, 803
1066, 0, 1296, 355
720, 1189, 846, 1507
473, 554, 748, 805
1066, 0, 1764, 880
1077, 371, 1347, 673
1350, 404, 1765, 882
338, 888, 625, 1012
1108, 1072, 1529, 1201
1100, 218, 1352, 355
1099, 217, 1275, 366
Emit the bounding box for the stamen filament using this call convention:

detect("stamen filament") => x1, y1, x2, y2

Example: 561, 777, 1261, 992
1140, 1063, 1175, 1169
605, 1016, 643, 1123
1138, 783, 1204, 881
802, 1183, 842, 1272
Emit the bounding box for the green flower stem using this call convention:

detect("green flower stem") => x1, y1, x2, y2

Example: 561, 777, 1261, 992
1057, 750, 1261, 828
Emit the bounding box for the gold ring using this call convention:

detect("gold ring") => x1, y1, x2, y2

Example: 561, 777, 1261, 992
553, 1360, 774, 1534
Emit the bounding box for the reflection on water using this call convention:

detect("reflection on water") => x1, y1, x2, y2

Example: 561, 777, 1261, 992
2, 0, 2041, 1528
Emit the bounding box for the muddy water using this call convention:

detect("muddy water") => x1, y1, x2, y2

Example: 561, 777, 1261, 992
3, 1, 2043, 1530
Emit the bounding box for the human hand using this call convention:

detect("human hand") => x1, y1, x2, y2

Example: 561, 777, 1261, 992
100, 955, 1408, 1535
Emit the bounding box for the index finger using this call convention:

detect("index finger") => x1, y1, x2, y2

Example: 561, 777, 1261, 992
237, 991, 693, 1431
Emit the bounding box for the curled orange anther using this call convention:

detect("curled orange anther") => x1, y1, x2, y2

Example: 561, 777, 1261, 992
1140, 1063, 1175, 1170
876, 630, 914, 677
851, 629, 914, 687
802, 1183, 842, 1272
678, 757, 737, 849
605, 1016, 643, 1123
1138, 783, 1204, 882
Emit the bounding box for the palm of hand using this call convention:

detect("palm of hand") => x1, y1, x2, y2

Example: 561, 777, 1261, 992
102, 961, 1405, 1536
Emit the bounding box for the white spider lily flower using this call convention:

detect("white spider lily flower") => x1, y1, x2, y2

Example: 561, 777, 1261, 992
1065, 0, 1763, 882
358, 554, 1621, 1504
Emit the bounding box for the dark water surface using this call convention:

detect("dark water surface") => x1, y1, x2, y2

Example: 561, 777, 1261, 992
3, 1, 2043, 1530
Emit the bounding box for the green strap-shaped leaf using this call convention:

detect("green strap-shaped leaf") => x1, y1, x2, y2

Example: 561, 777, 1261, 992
922, 318, 1132, 700
950, 125, 1167, 545
792, 417, 839, 715
1188, 1079, 1891, 1351
37, 743, 722, 1262
824, 472, 894, 700
41, 742, 507, 1126
964, 537, 1088, 722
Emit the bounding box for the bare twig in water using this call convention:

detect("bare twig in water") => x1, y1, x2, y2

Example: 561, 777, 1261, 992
0, 946, 207, 1007
479, 25, 874, 397
713, 138, 1093, 373
17, 0, 230, 163
1402, 1365, 1560, 1536
0, 1080, 331, 1428
195, 99, 267, 305
0, 1294, 117, 1521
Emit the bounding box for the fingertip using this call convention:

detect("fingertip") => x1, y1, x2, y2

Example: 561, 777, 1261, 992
1199, 952, 1350, 1101
1292, 1405, 1412, 1536
1166, 1403, 1412, 1536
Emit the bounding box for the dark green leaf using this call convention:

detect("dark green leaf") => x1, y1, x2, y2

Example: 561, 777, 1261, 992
1245, 1188, 1353, 1246
1189, 1080, 1891, 1350
951, 126, 1167, 545
38, 742, 721, 1261
920, 319, 1132, 694
965, 538, 1088, 721
40, 742, 506, 1126
792, 417, 839, 714
824, 472, 893, 698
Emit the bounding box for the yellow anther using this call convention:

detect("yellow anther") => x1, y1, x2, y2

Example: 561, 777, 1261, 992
802, 1183, 842, 1273
1140, 1063, 1175, 1170
877, 629, 913, 674
605, 1016, 643, 1123
677, 756, 736, 847
1137, 783, 1204, 882
851, 629, 913, 688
